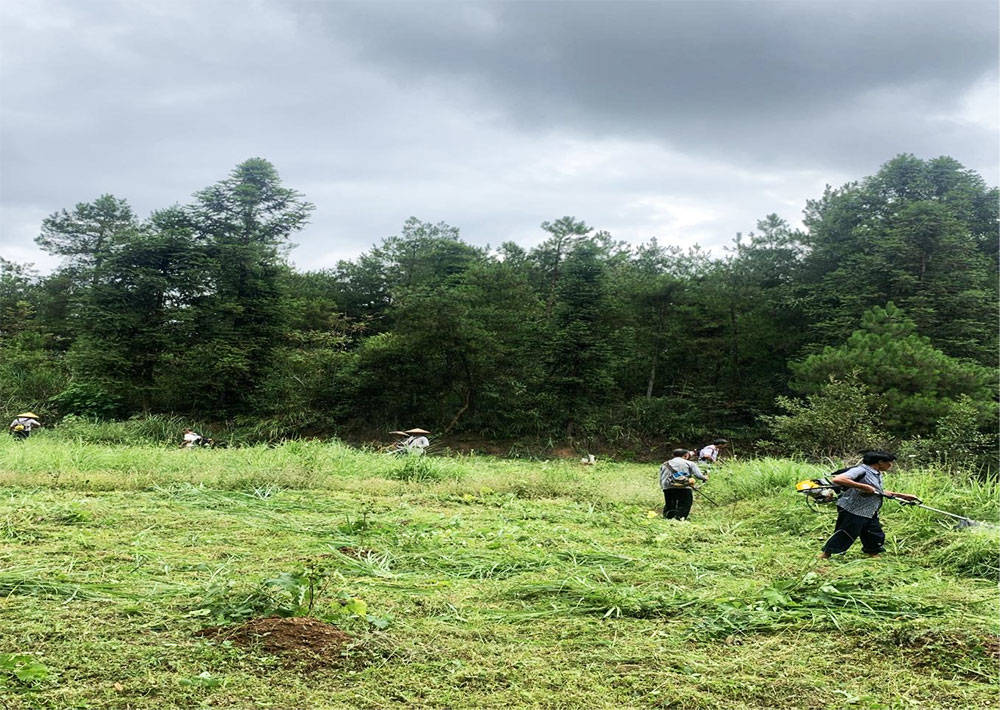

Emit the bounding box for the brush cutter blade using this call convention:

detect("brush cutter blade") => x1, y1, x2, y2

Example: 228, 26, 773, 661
891, 497, 995, 531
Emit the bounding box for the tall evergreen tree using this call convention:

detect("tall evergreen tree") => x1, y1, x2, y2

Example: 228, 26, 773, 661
544, 240, 613, 438
800, 154, 998, 365
530, 216, 593, 305
36, 194, 139, 286
181, 158, 314, 414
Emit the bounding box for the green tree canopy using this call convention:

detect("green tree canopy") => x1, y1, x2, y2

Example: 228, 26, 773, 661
36, 195, 139, 271
177, 158, 314, 414
790, 303, 995, 437
5, 154, 996, 455
800, 154, 998, 365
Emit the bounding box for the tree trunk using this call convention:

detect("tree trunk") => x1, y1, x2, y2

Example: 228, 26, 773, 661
442, 388, 471, 436
646, 350, 658, 399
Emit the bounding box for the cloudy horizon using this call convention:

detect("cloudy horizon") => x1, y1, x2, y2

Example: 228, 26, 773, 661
2, 0, 996, 273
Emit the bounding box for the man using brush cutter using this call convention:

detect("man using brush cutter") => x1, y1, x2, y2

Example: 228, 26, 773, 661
818, 451, 918, 559
659, 449, 709, 520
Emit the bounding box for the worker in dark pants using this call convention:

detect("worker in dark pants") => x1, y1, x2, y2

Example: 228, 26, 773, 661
819, 450, 918, 558
659, 449, 707, 520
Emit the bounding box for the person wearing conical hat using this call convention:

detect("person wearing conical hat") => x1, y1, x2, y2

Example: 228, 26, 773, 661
9, 412, 41, 440
403, 428, 431, 454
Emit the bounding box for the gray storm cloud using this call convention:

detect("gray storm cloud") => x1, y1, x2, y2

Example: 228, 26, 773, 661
1, 0, 995, 271
313, 0, 997, 166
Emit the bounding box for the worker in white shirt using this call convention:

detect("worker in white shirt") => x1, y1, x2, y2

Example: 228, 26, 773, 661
179, 428, 203, 449
9, 413, 41, 440
402, 428, 431, 454
698, 439, 729, 463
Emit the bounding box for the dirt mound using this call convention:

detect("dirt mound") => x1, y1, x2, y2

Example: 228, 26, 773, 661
197, 616, 352, 662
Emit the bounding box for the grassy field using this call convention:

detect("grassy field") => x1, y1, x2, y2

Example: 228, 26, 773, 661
0, 435, 997, 709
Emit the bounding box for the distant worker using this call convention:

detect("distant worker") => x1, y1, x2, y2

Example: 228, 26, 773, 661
659, 448, 708, 520
179, 428, 203, 449
388, 428, 431, 455
9, 412, 41, 440
403, 428, 431, 455
819, 450, 918, 559
698, 439, 729, 463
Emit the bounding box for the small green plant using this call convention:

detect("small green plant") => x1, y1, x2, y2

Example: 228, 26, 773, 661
262, 560, 373, 622
191, 580, 274, 624
0, 653, 52, 688
264, 559, 333, 617
340, 499, 381, 546
193, 560, 371, 624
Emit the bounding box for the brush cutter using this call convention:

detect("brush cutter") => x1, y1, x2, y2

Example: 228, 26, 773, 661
794, 480, 992, 529
882, 494, 989, 529
794, 478, 842, 512
690, 484, 719, 507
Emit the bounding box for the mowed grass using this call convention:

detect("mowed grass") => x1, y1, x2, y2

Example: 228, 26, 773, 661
0, 436, 997, 709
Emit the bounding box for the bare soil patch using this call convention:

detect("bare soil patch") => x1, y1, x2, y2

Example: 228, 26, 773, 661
197, 616, 352, 664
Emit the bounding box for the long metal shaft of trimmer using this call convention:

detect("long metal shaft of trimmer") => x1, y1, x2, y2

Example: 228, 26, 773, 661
691, 486, 719, 507
903, 501, 975, 523
805, 485, 976, 524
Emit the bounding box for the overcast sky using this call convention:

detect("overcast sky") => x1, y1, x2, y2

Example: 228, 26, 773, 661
1, 0, 996, 272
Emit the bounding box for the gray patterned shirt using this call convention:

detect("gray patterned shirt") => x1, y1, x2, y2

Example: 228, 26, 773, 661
836, 464, 884, 518
659, 457, 706, 489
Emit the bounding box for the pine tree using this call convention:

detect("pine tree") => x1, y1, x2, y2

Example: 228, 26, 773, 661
790, 303, 994, 437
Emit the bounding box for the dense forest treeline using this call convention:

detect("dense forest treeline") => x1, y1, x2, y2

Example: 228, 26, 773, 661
1, 155, 996, 463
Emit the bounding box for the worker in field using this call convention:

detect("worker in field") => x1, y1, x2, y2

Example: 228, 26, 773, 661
659, 448, 708, 520
9, 412, 41, 440
387, 428, 431, 455
402, 428, 431, 454
179, 428, 204, 449
698, 439, 728, 463
819, 450, 919, 559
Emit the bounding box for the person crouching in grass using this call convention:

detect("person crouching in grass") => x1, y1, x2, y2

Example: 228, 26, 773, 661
819, 450, 918, 559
